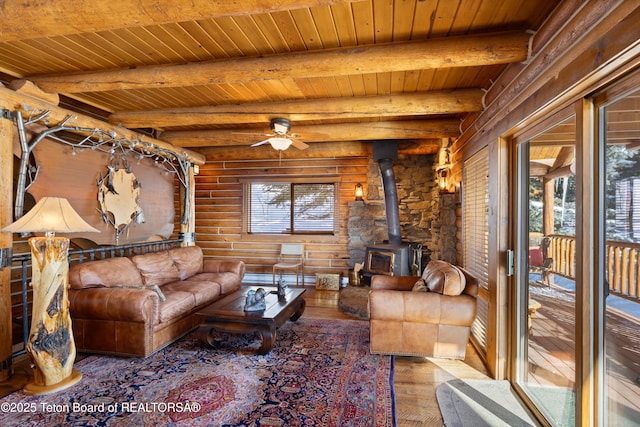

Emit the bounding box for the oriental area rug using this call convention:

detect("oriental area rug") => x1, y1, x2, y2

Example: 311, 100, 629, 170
0, 318, 395, 427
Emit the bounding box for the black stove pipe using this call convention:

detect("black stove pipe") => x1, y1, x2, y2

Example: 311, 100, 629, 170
378, 157, 403, 246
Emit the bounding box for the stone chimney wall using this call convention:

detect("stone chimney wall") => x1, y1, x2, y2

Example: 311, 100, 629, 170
347, 154, 458, 269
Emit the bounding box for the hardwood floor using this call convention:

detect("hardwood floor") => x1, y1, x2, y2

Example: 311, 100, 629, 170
304, 287, 491, 427
1, 286, 491, 426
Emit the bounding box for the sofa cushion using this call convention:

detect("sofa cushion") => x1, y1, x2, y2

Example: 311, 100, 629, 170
162, 279, 221, 306
190, 272, 242, 295
422, 260, 466, 296
131, 251, 181, 287
158, 290, 195, 323
169, 246, 203, 280
69, 257, 143, 289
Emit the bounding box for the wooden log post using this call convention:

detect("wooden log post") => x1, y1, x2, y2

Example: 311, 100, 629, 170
179, 166, 197, 247
0, 113, 14, 381
543, 177, 555, 236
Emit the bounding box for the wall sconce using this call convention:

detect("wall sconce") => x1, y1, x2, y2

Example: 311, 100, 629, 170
438, 169, 448, 190
437, 168, 453, 194
354, 183, 364, 201
192, 164, 200, 175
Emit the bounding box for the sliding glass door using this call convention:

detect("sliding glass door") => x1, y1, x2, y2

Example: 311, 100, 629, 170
509, 70, 640, 425
595, 78, 640, 426
514, 113, 577, 425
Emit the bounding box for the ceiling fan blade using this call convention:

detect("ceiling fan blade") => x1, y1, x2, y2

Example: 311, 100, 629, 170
250, 139, 271, 147
291, 139, 309, 150
233, 131, 275, 136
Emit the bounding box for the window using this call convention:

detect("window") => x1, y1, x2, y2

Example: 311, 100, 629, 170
246, 182, 335, 234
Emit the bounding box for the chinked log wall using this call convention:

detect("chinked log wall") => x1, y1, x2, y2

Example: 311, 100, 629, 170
194, 156, 369, 281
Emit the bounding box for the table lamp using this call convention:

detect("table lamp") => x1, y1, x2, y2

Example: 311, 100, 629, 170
1, 197, 98, 395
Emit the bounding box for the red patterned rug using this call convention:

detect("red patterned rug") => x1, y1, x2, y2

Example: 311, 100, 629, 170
0, 318, 395, 426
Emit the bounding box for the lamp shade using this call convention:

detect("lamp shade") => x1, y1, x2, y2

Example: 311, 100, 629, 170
268, 137, 293, 151
1, 197, 99, 234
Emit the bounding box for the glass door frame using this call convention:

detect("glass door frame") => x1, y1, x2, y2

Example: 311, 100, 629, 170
590, 71, 640, 426
508, 104, 584, 425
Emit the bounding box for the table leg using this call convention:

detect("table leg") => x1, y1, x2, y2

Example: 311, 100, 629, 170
257, 326, 276, 355
197, 325, 221, 349
290, 298, 306, 322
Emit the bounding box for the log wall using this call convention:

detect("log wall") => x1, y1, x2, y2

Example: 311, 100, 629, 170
195, 152, 451, 283
194, 156, 369, 282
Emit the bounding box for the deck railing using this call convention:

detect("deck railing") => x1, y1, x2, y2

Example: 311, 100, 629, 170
547, 234, 640, 300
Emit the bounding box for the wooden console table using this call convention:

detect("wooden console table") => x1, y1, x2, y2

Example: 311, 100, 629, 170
196, 286, 306, 354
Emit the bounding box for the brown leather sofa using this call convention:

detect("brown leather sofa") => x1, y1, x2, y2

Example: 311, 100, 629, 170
368, 260, 478, 359
68, 245, 245, 357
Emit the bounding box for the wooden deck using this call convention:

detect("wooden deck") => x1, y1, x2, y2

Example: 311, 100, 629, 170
527, 280, 640, 421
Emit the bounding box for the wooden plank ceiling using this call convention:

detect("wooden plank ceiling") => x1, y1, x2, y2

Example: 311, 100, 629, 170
0, 0, 562, 157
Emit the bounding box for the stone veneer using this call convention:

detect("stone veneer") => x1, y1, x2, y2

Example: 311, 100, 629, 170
347, 154, 458, 270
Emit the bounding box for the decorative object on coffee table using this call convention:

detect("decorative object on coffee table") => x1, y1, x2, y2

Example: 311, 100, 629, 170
1, 197, 98, 395
277, 276, 288, 298
244, 287, 267, 311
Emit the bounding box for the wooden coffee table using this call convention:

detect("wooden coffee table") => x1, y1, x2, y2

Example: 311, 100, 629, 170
195, 286, 306, 354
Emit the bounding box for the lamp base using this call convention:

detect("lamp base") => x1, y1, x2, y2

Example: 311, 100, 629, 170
23, 368, 82, 396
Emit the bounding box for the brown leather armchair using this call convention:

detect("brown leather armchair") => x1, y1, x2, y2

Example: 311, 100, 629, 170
368, 260, 478, 360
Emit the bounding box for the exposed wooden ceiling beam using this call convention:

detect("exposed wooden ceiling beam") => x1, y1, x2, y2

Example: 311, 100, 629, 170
530, 161, 550, 177
0, 83, 205, 165
197, 141, 371, 161
160, 119, 461, 147
545, 165, 573, 180
0, 0, 358, 42
550, 146, 575, 171
28, 32, 530, 93
109, 89, 483, 128
196, 139, 440, 161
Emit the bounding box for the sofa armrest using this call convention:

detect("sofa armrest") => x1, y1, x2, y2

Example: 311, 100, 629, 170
202, 259, 246, 277
371, 275, 421, 291
69, 287, 159, 323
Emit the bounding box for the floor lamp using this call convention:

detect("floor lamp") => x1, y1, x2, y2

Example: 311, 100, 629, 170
1, 197, 98, 395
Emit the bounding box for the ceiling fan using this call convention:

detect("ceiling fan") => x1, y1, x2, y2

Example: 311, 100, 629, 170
242, 118, 309, 151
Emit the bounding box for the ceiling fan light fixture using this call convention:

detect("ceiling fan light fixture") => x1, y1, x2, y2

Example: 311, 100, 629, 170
270, 118, 291, 135
268, 137, 293, 151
